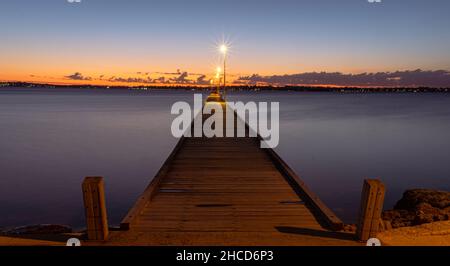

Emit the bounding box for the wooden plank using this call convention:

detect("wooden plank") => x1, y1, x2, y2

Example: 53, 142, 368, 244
82, 176, 109, 241
356, 179, 385, 241
370, 181, 385, 238
119, 136, 186, 230
111, 95, 354, 245
261, 147, 344, 231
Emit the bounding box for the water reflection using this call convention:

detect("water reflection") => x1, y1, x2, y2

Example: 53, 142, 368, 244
0, 88, 449, 227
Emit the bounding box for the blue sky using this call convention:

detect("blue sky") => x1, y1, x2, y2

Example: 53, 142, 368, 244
1, 0, 450, 85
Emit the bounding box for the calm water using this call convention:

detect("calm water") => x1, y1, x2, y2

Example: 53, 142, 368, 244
1, 87, 450, 228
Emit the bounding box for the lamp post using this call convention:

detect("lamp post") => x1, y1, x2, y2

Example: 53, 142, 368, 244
210, 79, 214, 93
215, 67, 222, 94
219, 44, 228, 94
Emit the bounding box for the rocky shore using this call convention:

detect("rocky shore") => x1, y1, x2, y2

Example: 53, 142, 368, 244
382, 189, 450, 228
0, 224, 77, 246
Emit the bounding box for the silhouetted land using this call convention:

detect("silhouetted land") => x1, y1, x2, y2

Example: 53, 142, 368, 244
1, 81, 449, 93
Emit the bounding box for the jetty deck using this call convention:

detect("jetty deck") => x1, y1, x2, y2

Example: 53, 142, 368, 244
103, 97, 360, 246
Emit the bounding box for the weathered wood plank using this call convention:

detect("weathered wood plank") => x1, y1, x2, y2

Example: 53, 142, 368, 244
82, 176, 109, 241
111, 95, 352, 245
356, 179, 386, 241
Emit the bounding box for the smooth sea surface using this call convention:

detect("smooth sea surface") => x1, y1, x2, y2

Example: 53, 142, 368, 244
1, 87, 450, 228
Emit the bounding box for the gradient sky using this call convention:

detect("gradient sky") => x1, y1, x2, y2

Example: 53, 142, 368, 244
1, 0, 450, 85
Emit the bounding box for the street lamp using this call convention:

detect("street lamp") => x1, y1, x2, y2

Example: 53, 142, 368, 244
219, 44, 228, 91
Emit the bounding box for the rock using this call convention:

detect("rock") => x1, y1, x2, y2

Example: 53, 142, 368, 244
414, 203, 449, 224
382, 210, 415, 228
2, 224, 72, 235
383, 189, 450, 228
394, 189, 450, 210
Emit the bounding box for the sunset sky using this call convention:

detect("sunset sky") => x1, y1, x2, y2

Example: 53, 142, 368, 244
1, 0, 450, 86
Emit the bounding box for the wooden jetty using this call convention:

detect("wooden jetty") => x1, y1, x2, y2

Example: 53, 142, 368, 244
88, 93, 361, 246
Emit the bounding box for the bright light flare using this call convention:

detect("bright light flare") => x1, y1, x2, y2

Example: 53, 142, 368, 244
215, 67, 222, 79
219, 44, 228, 54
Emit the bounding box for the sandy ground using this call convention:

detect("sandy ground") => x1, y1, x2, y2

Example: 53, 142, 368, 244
0, 233, 82, 246
98, 230, 361, 246
1, 222, 449, 246
0, 236, 64, 246
377, 221, 450, 246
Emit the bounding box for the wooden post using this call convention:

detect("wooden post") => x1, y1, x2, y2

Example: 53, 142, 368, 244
82, 176, 109, 241
356, 179, 385, 241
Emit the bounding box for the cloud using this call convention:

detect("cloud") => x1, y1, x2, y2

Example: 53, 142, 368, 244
108, 76, 153, 84
171, 71, 190, 83
65, 72, 92, 81
237, 70, 450, 87
196, 75, 209, 85
153, 76, 167, 83
62, 69, 211, 85
154, 70, 182, 75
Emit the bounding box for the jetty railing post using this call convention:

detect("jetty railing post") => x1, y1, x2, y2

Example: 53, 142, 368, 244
82, 176, 109, 241
356, 179, 385, 241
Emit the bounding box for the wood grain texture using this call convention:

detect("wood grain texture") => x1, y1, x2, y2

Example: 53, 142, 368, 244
108, 99, 357, 246
82, 176, 109, 241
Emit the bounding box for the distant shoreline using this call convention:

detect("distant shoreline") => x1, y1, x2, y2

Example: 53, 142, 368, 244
1, 82, 450, 93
